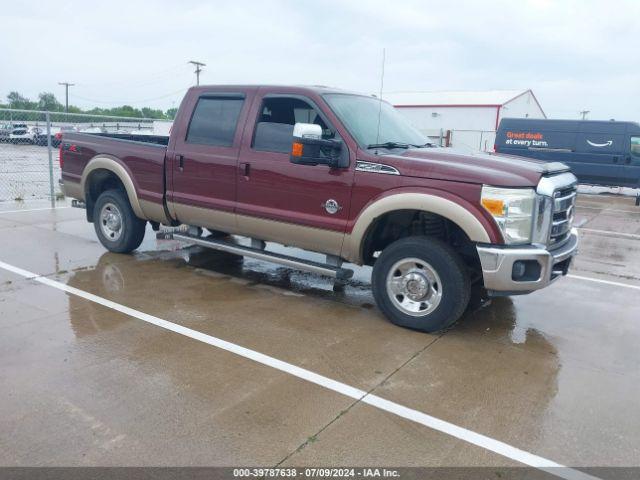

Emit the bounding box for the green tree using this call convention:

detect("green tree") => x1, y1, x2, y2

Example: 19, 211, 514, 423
85, 107, 108, 116
108, 105, 143, 118
141, 107, 166, 119
3, 89, 176, 120
7, 91, 36, 110
165, 107, 178, 119
37, 92, 63, 112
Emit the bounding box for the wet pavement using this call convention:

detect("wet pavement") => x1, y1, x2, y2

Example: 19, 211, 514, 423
1, 193, 639, 472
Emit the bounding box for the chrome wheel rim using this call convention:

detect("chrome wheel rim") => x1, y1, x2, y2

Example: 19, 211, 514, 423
386, 257, 442, 316
99, 202, 123, 242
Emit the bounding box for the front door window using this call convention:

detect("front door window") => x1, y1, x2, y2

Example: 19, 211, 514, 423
252, 97, 335, 154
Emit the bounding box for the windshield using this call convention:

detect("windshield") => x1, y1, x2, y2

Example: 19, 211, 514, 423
323, 93, 428, 148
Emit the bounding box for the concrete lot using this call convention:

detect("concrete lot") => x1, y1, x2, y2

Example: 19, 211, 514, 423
1, 194, 639, 477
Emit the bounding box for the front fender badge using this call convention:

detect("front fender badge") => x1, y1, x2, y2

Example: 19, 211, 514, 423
323, 199, 341, 215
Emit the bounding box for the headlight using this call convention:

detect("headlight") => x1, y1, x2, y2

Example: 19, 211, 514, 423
481, 186, 536, 244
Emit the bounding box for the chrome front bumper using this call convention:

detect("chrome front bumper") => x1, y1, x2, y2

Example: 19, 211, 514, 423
476, 228, 579, 294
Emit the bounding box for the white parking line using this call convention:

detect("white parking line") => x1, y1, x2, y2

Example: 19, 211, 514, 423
578, 228, 640, 240
568, 274, 640, 291
576, 205, 640, 215
0, 206, 72, 215
0, 259, 597, 480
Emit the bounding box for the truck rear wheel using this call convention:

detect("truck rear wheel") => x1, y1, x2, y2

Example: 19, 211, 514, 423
372, 236, 470, 332
93, 189, 146, 253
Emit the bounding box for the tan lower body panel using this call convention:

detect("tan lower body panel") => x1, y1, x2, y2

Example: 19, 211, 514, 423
173, 202, 344, 258
139, 199, 170, 224
169, 202, 237, 233
61, 180, 83, 200
62, 180, 168, 224
340, 234, 360, 264
236, 214, 344, 257
61, 191, 346, 259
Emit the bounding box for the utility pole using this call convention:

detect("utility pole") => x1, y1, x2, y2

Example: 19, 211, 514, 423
579, 110, 590, 120
58, 82, 74, 112
188, 60, 206, 85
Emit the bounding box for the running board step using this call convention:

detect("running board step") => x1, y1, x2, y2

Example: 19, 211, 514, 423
172, 233, 354, 280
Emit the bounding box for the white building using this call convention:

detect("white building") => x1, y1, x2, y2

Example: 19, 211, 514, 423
385, 90, 546, 151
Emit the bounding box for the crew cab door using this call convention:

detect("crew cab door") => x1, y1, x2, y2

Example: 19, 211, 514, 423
167, 91, 252, 230
236, 92, 354, 256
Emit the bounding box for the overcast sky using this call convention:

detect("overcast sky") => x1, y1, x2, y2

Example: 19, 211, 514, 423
2, 0, 638, 120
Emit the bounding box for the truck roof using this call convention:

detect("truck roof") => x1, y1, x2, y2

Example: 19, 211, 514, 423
187, 84, 369, 97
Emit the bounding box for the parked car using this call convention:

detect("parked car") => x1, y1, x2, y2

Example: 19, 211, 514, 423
32, 126, 54, 146
8, 123, 36, 143
53, 125, 78, 147
495, 118, 640, 188
59, 85, 578, 332
0, 123, 12, 142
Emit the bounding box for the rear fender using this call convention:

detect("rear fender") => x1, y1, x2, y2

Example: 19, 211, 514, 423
81, 155, 145, 219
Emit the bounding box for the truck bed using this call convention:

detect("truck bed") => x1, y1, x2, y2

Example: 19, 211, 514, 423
61, 132, 168, 209
89, 132, 170, 146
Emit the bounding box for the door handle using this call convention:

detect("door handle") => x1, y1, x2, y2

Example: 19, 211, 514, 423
176, 154, 184, 172
612, 156, 619, 163
240, 162, 250, 178
625, 155, 632, 164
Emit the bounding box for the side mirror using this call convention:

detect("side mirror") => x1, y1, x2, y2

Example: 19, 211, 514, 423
290, 122, 342, 168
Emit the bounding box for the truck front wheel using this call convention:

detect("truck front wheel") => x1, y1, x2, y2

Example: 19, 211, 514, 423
93, 189, 146, 253
372, 236, 470, 332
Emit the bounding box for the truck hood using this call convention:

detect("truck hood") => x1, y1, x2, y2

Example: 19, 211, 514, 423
378, 148, 568, 187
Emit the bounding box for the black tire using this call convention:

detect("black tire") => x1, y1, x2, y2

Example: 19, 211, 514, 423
371, 236, 470, 332
93, 189, 146, 253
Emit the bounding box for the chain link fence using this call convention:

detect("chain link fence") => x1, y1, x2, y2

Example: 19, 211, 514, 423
0, 109, 166, 205
449, 129, 497, 152
420, 128, 497, 152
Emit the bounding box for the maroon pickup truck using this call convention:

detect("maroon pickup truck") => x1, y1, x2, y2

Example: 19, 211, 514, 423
59, 85, 578, 332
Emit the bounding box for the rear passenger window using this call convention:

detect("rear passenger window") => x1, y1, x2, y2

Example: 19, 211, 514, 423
186, 97, 244, 146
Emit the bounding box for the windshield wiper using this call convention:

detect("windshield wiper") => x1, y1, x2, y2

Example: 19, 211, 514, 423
410, 142, 436, 148
367, 141, 411, 149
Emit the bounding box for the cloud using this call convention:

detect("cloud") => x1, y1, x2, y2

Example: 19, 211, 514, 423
1, 0, 638, 120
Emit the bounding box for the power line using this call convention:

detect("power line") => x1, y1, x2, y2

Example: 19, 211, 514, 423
75, 63, 191, 89
71, 87, 190, 106
188, 60, 206, 86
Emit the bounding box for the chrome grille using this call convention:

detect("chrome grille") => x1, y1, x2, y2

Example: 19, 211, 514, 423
549, 185, 577, 247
